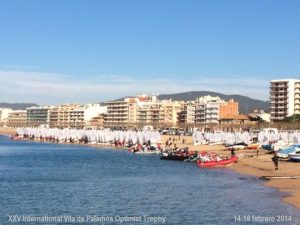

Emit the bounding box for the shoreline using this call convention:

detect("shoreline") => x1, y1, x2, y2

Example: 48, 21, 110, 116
1, 128, 300, 209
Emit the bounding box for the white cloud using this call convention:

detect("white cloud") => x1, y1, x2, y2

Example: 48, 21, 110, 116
0, 70, 270, 105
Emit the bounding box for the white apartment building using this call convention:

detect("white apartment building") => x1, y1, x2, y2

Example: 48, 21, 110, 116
185, 102, 196, 124
270, 79, 300, 122
70, 104, 107, 128
0, 108, 13, 127
49, 104, 106, 128
195, 96, 225, 124
0, 108, 13, 121
179, 96, 228, 125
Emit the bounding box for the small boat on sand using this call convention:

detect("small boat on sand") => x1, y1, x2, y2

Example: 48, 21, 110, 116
197, 156, 239, 168
246, 143, 260, 150
225, 145, 246, 151
276, 144, 300, 158
288, 149, 300, 162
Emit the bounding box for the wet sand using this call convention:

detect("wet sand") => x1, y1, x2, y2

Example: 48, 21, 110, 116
1, 128, 300, 209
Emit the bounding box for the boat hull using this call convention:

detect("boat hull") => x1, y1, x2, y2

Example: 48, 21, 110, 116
197, 156, 238, 168
160, 155, 189, 161
288, 153, 300, 162
135, 151, 156, 154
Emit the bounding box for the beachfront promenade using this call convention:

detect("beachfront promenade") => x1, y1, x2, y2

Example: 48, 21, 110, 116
1, 127, 300, 209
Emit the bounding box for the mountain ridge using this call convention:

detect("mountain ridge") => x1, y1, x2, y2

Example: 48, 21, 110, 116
0, 102, 38, 110
157, 91, 269, 114
1, 91, 270, 114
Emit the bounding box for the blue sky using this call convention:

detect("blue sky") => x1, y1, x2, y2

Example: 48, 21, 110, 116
0, 0, 300, 104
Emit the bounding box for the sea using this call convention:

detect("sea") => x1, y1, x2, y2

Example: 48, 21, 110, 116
0, 134, 300, 225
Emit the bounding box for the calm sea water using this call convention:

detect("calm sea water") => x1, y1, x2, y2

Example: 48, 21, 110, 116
0, 135, 300, 225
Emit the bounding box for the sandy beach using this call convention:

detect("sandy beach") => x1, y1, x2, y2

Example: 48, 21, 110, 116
1, 128, 300, 209
0, 128, 16, 136
161, 134, 300, 209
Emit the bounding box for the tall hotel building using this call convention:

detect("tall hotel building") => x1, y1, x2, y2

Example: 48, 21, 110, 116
270, 79, 300, 122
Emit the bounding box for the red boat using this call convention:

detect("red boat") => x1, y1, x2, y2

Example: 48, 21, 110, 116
197, 156, 238, 168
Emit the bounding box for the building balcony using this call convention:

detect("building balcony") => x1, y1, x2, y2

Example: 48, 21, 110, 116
107, 109, 128, 112
270, 96, 288, 100
105, 116, 128, 120
271, 116, 285, 120
270, 83, 288, 87
270, 87, 288, 91
270, 100, 287, 104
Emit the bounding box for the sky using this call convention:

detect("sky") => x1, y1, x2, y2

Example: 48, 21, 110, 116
0, 0, 300, 104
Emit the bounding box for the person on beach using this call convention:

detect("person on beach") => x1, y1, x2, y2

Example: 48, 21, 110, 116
231, 148, 235, 157
272, 152, 279, 170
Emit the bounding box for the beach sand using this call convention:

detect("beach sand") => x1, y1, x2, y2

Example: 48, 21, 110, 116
161, 134, 300, 209
0, 127, 16, 136
1, 128, 300, 209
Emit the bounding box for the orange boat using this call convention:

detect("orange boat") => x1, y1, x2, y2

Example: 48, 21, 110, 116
246, 143, 260, 150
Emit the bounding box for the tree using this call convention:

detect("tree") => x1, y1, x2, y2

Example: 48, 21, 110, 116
283, 114, 300, 122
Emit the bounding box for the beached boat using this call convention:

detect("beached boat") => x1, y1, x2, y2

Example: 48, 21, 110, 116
288, 150, 300, 162
225, 145, 246, 151
160, 154, 189, 161
135, 150, 156, 154
184, 154, 200, 162
197, 156, 238, 168
261, 144, 273, 153
276, 144, 300, 158
246, 143, 260, 150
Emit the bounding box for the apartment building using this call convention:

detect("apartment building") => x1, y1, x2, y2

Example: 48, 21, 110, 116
105, 95, 155, 128
48, 104, 106, 128
49, 104, 80, 128
69, 104, 106, 129
178, 101, 195, 126
105, 95, 183, 128
136, 102, 164, 126
195, 96, 225, 124
163, 101, 182, 126
6, 110, 28, 127
104, 100, 132, 128
219, 99, 239, 119
88, 114, 105, 128
135, 100, 182, 127
270, 79, 299, 122
27, 106, 53, 127
0, 108, 13, 127
179, 96, 239, 125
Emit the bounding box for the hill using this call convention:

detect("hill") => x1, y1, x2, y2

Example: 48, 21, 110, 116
157, 91, 269, 114
0, 102, 38, 110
